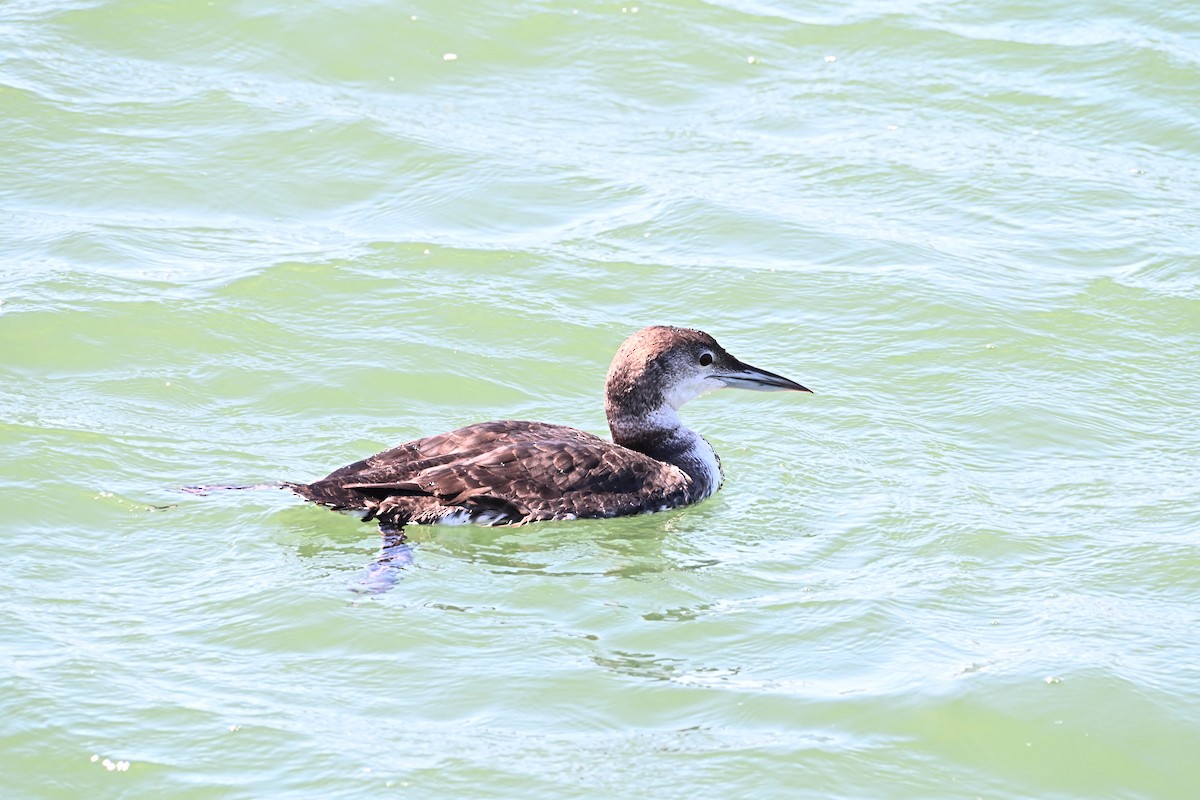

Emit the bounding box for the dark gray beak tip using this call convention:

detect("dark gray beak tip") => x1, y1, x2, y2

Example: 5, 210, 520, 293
720, 360, 813, 394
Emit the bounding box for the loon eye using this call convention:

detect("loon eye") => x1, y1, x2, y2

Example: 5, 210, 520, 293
699, 352, 713, 367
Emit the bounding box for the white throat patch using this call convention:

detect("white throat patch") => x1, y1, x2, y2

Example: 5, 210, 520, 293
664, 374, 724, 410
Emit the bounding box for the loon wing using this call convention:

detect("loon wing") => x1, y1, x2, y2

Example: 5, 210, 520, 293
293, 421, 692, 525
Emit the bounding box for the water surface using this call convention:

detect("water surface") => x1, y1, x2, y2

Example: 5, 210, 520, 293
2, 1, 1199, 797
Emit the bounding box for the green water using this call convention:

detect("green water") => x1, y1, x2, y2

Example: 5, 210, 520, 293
3, 0, 1199, 797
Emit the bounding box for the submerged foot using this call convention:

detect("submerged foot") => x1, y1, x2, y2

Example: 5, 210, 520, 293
351, 525, 414, 594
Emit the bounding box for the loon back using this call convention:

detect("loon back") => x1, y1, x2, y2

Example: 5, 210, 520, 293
291, 420, 703, 526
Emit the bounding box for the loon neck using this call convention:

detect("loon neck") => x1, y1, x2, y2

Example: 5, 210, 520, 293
608, 406, 723, 499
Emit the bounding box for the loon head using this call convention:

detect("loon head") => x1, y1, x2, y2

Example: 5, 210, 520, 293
604, 326, 810, 440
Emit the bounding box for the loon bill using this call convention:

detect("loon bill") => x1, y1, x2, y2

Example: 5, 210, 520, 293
288, 325, 811, 529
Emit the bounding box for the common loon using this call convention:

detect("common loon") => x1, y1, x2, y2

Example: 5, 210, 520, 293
288, 326, 810, 528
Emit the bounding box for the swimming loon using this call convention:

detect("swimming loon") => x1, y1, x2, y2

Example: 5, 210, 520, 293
289, 326, 810, 528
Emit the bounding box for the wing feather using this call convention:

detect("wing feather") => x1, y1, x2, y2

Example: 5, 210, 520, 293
293, 420, 693, 525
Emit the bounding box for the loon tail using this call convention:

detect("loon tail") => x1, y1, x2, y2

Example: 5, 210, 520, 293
182, 482, 290, 496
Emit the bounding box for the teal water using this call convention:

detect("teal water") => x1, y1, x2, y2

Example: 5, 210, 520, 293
3, 1, 1199, 797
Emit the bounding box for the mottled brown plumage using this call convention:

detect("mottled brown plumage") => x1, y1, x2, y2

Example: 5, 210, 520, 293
289, 326, 810, 528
